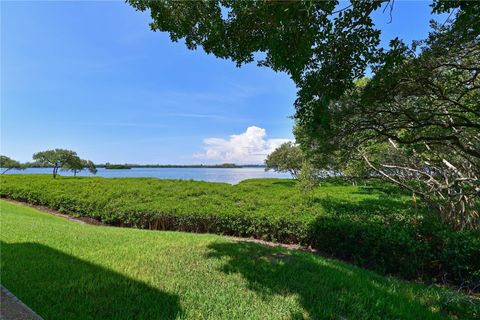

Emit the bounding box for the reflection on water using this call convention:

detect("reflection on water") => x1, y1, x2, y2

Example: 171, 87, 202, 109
3, 167, 291, 184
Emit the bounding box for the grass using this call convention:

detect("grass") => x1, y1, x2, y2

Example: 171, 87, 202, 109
1, 200, 478, 319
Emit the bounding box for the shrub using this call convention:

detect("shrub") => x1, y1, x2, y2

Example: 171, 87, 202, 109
1, 174, 478, 289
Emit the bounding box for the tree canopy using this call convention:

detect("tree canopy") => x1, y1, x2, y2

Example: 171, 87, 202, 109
63, 158, 98, 176
129, 0, 383, 87
128, 0, 477, 109
265, 142, 303, 178
0, 155, 24, 174
32, 149, 97, 178
300, 23, 479, 229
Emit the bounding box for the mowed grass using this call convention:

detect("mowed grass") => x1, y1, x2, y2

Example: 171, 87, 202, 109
1, 200, 477, 319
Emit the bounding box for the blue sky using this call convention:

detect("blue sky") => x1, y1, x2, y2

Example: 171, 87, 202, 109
1, 1, 446, 164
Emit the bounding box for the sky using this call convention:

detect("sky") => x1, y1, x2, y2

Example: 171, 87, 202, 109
1, 1, 447, 164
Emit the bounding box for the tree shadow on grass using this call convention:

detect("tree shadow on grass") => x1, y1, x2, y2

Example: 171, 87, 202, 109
354, 183, 409, 195
0, 242, 182, 320
207, 241, 446, 320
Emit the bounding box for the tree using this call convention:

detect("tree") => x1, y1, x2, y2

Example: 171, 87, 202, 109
84, 160, 98, 175
62, 155, 83, 176
265, 142, 304, 179
304, 23, 480, 229
363, 27, 479, 229
0, 155, 24, 174
296, 161, 321, 193
32, 149, 97, 178
62, 157, 98, 176
33, 149, 77, 178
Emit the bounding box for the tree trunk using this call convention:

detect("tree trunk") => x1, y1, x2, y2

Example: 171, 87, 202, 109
53, 166, 57, 178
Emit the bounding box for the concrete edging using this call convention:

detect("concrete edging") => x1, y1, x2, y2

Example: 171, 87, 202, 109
0, 286, 43, 320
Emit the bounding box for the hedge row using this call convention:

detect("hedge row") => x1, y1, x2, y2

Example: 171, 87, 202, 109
1, 174, 478, 289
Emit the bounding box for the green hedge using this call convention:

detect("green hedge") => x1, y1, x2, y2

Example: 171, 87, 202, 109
1, 174, 478, 289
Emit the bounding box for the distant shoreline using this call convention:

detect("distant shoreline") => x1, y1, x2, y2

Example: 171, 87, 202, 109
19, 164, 266, 169
99, 165, 266, 169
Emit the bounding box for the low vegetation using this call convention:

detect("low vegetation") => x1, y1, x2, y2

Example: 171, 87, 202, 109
1, 200, 478, 319
1, 175, 478, 290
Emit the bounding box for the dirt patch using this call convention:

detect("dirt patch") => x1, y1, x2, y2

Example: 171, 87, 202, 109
225, 235, 317, 254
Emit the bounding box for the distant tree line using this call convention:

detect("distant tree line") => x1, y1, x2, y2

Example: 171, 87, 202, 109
98, 163, 255, 169
1, 153, 264, 176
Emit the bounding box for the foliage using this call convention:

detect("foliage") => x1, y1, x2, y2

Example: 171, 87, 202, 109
296, 161, 321, 193
32, 149, 97, 178
299, 22, 480, 230
32, 149, 78, 178
0, 155, 24, 174
265, 142, 303, 178
1, 175, 478, 289
105, 164, 132, 169
3, 200, 478, 319
265, 142, 331, 191
63, 157, 97, 176
128, 0, 384, 88
61, 155, 83, 175
84, 160, 97, 175
127, 0, 475, 96
295, 122, 379, 182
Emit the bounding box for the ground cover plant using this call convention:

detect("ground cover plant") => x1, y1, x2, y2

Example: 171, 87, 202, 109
1, 175, 479, 289
1, 200, 479, 319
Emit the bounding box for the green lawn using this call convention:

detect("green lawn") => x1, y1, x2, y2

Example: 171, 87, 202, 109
1, 200, 477, 319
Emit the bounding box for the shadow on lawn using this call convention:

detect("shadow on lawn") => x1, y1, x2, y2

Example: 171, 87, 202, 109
357, 181, 416, 196
207, 241, 444, 320
0, 242, 182, 320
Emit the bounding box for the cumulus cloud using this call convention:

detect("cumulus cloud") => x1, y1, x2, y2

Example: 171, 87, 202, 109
194, 126, 292, 164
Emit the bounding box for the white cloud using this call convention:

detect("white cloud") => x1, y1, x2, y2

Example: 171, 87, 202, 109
194, 126, 292, 164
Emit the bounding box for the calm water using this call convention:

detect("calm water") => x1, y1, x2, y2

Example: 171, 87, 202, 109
3, 167, 291, 184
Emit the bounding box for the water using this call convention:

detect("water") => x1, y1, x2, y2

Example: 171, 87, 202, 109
2, 167, 291, 184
